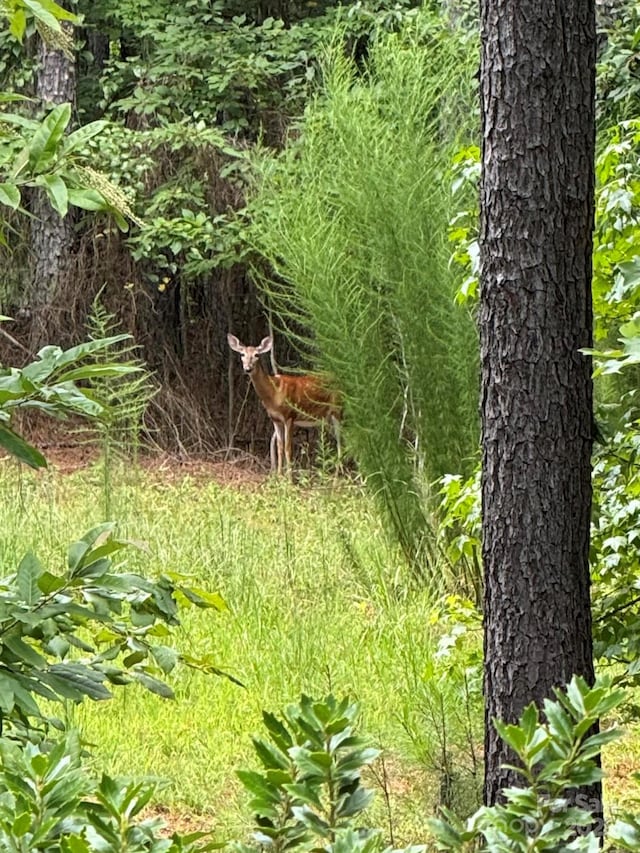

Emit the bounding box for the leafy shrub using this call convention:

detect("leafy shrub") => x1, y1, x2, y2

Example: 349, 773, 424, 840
0, 731, 216, 852
234, 695, 380, 853
0, 521, 227, 736
429, 676, 625, 852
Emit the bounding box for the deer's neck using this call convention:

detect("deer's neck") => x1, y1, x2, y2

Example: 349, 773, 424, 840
249, 362, 279, 409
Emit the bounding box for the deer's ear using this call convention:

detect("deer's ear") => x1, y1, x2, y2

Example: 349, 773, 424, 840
257, 336, 273, 354
227, 333, 243, 352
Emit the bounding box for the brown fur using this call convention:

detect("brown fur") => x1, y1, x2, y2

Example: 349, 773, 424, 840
227, 334, 341, 474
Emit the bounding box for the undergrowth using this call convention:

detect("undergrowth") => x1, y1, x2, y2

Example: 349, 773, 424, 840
0, 458, 482, 842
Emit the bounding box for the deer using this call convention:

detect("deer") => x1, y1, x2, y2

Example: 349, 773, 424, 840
227, 333, 341, 476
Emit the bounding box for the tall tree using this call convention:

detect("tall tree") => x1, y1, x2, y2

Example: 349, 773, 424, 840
479, 0, 598, 811
27, 20, 76, 350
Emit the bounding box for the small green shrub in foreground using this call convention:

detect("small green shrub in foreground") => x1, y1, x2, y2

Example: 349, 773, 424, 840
234, 682, 640, 853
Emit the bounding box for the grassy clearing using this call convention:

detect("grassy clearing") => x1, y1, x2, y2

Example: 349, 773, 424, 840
0, 456, 482, 843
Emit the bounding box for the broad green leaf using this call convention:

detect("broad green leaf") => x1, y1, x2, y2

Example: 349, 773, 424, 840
252, 737, 290, 771
236, 770, 280, 802
111, 208, 130, 232
38, 571, 66, 594
16, 552, 43, 604
4, 634, 46, 668
131, 671, 175, 699
9, 9, 27, 40
543, 699, 574, 745
46, 635, 70, 658
0, 673, 16, 714
39, 173, 68, 217
47, 663, 112, 700
10, 676, 42, 716
179, 586, 227, 610
610, 817, 640, 850
44, 383, 104, 416
55, 364, 140, 383
262, 711, 294, 751
68, 540, 90, 573
67, 187, 108, 211
494, 718, 527, 755
0, 111, 38, 130
62, 120, 108, 156
0, 183, 21, 209
339, 787, 373, 817
65, 835, 91, 853
22, 0, 75, 31
12, 812, 31, 837
50, 335, 131, 370
151, 645, 178, 674
0, 423, 47, 468
28, 103, 71, 172
283, 781, 323, 809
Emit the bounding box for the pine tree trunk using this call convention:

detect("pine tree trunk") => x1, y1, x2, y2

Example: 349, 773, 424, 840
27, 23, 76, 350
480, 0, 598, 813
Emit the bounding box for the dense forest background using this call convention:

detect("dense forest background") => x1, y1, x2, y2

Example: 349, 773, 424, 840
2, 0, 474, 458
2, 0, 640, 575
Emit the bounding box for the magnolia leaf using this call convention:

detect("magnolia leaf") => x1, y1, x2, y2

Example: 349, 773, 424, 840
16, 552, 44, 604
0, 423, 47, 468
151, 645, 179, 674
48, 663, 112, 701
131, 671, 175, 699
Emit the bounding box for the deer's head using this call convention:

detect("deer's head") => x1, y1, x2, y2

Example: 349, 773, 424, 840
227, 333, 273, 374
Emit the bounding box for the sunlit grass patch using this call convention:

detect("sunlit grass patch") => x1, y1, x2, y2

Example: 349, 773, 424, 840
0, 456, 480, 841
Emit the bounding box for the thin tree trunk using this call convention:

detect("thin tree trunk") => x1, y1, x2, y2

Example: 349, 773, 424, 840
480, 0, 597, 815
27, 22, 76, 350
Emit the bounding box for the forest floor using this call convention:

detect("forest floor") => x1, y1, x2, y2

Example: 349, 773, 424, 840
31, 440, 271, 486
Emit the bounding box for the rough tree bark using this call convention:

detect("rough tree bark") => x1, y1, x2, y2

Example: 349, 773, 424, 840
27, 22, 76, 351
480, 0, 597, 811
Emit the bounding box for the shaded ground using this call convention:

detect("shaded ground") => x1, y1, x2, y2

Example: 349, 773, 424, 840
11, 433, 271, 486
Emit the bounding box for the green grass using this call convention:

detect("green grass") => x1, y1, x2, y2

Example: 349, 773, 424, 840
0, 457, 483, 843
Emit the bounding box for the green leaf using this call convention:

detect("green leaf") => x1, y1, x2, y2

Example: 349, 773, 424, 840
610, 817, 640, 850
47, 663, 112, 701
52, 336, 131, 370
0, 423, 47, 468
0, 183, 21, 209
67, 187, 108, 211
177, 587, 227, 610
28, 103, 71, 172
64, 833, 91, 853
4, 634, 46, 668
252, 737, 290, 771
151, 645, 179, 674
62, 120, 108, 156
38, 571, 66, 594
55, 364, 140, 383
131, 671, 175, 699
9, 9, 27, 40
339, 787, 374, 817
39, 173, 68, 217
494, 719, 527, 755
236, 770, 280, 802
12, 812, 32, 837
262, 711, 294, 751
22, 0, 78, 29
16, 552, 43, 604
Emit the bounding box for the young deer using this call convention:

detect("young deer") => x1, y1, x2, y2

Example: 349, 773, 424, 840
227, 333, 341, 475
